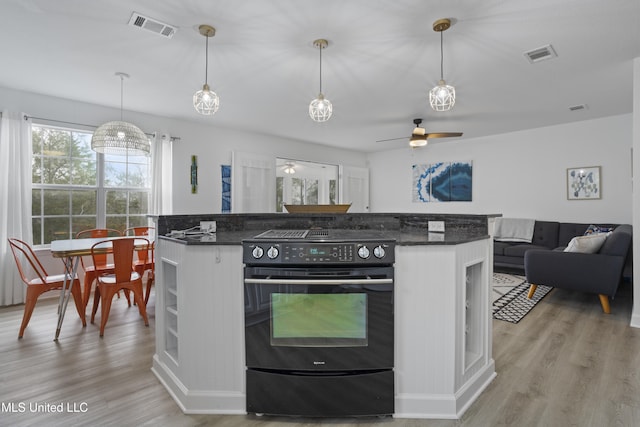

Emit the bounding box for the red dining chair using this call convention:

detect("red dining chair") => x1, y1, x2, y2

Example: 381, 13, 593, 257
7, 238, 86, 338
76, 228, 124, 310
90, 237, 150, 336
124, 227, 155, 304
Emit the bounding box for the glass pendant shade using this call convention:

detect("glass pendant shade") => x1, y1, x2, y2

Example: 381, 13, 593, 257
429, 79, 456, 111
193, 83, 220, 115
91, 72, 150, 156
91, 120, 150, 156
309, 93, 333, 122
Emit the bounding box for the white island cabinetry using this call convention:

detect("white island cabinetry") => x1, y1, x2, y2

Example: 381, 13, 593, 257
151, 234, 494, 418
152, 240, 246, 413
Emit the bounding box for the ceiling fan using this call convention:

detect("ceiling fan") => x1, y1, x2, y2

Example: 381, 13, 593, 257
376, 118, 463, 147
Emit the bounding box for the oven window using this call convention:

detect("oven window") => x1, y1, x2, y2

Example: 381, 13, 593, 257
271, 293, 367, 347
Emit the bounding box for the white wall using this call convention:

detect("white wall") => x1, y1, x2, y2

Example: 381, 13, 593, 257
367, 114, 633, 224
631, 57, 640, 327
0, 85, 367, 215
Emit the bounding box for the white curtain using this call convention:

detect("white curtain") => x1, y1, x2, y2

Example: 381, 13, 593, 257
0, 111, 33, 306
151, 132, 173, 215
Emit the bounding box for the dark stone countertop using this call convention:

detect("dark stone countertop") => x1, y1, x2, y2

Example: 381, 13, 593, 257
159, 229, 489, 246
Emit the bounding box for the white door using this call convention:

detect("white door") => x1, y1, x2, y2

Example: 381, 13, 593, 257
231, 151, 276, 213
339, 165, 369, 212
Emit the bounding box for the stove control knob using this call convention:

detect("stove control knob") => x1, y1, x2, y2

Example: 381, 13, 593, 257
373, 245, 386, 259
267, 246, 279, 259
357, 245, 370, 259
251, 246, 264, 259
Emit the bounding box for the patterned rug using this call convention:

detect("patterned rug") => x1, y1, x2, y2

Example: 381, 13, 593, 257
492, 272, 553, 323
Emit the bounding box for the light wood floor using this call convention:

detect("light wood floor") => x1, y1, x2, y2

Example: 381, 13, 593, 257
1, 281, 640, 427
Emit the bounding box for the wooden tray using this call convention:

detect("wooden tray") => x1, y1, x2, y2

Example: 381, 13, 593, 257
284, 204, 351, 214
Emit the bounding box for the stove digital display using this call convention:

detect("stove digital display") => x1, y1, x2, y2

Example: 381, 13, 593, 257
308, 247, 327, 255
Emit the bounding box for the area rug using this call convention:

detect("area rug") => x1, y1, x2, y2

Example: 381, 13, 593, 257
492, 272, 553, 323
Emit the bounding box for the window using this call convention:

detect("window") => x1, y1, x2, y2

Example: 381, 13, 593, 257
31, 124, 151, 245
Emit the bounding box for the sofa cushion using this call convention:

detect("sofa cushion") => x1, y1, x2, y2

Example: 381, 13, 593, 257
599, 224, 632, 257
530, 221, 560, 249
493, 241, 512, 256
503, 244, 551, 258
564, 233, 608, 253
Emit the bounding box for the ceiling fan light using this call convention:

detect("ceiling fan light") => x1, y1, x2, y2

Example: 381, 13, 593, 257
283, 162, 296, 174
429, 80, 456, 111
409, 134, 428, 148
193, 83, 220, 115
309, 93, 333, 122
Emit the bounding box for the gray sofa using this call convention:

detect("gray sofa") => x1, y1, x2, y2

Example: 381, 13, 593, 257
524, 224, 632, 313
494, 221, 632, 280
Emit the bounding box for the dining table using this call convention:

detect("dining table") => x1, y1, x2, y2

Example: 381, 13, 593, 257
49, 236, 151, 341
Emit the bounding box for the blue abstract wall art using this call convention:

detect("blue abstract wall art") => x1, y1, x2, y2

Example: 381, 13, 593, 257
221, 165, 231, 212
412, 161, 473, 202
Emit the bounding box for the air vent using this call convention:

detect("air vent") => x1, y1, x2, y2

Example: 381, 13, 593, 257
128, 12, 177, 38
569, 104, 588, 112
524, 44, 557, 63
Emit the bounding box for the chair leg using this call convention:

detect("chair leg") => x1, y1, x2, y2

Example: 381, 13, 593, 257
91, 286, 101, 324
83, 271, 96, 313
144, 272, 154, 305
598, 294, 611, 314
527, 284, 538, 299
19, 287, 43, 338
132, 287, 149, 326
98, 286, 118, 337
70, 281, 87, 327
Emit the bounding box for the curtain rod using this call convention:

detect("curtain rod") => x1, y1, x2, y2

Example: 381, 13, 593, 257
18, 114, 181, 141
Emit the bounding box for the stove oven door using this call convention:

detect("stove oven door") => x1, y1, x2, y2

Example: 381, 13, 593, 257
244, 265, 394, 372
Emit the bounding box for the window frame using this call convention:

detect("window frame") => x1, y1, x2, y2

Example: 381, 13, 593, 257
31, 123, 151, 247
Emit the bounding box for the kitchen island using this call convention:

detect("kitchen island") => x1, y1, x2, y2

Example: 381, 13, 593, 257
151, 213, 497, 419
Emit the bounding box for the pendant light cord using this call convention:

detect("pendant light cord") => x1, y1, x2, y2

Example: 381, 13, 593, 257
205, 34, 209, 86
119, 74, 124, 121
440, 30, 444, 80
319, 43, 323, 94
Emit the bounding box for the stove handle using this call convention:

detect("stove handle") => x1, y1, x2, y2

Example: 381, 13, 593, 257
244, 278, 393, 285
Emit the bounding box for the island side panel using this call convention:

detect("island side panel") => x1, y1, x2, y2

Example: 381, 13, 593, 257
152, 239, 246, 413
394, 239, 495, 419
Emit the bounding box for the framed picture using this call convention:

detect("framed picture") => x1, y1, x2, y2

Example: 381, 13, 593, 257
567, 166, 601, 200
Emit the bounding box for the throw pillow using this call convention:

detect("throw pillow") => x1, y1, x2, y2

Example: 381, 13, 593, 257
584, 224, 614, 235
564, 233, 609, 253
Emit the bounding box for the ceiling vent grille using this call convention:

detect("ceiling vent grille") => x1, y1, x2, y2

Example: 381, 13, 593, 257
128, 12, 177, 38
569, 104, 588, 112
524, 44, 557, 63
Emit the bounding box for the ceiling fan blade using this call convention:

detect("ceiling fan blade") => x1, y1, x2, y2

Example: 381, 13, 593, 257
375, 137, 407, 143
425, 132, 463, 139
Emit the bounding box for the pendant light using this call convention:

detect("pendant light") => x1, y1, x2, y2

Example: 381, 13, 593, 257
193, 24, 220, 115
429, 18, 456, 112
91, 72, 150, 156
309, 39, 333, 122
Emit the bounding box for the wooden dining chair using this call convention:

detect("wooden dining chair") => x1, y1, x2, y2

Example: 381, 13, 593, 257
76, 228, 123, 310
90, 237, 150, 336
7, 238, 86, 338
124, 227, 155, 303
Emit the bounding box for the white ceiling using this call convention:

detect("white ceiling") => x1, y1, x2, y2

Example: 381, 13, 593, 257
2, 0, 639, 152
